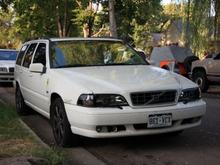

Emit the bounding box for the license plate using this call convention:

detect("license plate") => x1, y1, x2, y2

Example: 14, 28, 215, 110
148, 114, 172, 128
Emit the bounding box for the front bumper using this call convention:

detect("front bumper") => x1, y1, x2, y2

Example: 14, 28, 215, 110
64, 100, 206, 138
0, 73, 14, 82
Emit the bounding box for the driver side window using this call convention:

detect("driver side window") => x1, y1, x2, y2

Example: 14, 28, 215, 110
33, 43, 46, 66
22, 43, 37, 68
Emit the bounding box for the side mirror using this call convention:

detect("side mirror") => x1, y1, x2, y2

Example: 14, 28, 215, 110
29, 63, 46, 73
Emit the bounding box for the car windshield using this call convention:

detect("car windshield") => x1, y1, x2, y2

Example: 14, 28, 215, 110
0, 50, 17, 60
50, 40, 148, 68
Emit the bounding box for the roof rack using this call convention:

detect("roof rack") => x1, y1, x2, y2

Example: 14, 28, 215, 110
24, 37, 52, 43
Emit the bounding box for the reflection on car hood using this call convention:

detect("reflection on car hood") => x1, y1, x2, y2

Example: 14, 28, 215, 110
53, 65, 196, 93
0, 60, 15, 68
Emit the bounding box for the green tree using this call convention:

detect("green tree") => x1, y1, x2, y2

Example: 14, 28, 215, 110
0, 8, 20, 48
13, 0, 79, 41
163, 0, 220, 56
112, 0, 163, 51
73, 0, 103, 37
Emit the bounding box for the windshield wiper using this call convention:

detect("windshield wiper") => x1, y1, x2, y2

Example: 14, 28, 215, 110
105, 63, 147, 66
105, 63, 133, 66
55, 63, 147, 68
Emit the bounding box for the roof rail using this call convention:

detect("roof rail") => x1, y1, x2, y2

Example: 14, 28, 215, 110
24, 37, 52, 43
37, 37, 52, 42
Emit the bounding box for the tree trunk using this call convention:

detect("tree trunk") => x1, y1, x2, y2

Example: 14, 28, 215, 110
109, 0, 117, 38
63, 0, 67, 37
55, 3, 63, 37
83, 24, 89, 37
55, 0, 71, 37
214, 0, 219, 41
185, 0, 191, 48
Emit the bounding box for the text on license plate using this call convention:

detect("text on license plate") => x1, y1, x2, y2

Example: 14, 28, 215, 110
148, 114, 172, 128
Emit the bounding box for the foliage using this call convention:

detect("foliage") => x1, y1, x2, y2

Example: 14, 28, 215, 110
189, 0, 211, 56
162, 0, 220, 57
13, 0, 79, 41
103, 0, 163, 51
73, 0, 106, 37
13, 1, 56, 41
0, 0, 164, 51
0, 0, 218, 56
163, 3, 184, 19
0, 0, 13, 11
184, 0, 219, 56
0, 8, 20, 49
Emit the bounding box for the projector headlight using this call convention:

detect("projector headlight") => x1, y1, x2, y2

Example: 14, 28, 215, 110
178, 87, 201, 104
77, 94, 128, 107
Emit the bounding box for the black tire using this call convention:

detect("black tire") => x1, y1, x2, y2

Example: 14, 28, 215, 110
184, 56, 199, 73
50, 97, 79, 147
15, 85, 28, 115
193, 70, 209, 92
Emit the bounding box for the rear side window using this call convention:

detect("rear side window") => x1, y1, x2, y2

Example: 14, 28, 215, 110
33, 43, 46, 66
22, 43, 37, 68
16, 45, 29, 65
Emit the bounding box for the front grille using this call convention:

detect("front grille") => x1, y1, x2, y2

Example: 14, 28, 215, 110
0, 67, 7, 72
9, 67, 14, 73
131, 90, 177, 106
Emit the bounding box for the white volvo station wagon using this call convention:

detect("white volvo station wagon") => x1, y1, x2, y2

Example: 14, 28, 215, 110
14, 38, 206, 147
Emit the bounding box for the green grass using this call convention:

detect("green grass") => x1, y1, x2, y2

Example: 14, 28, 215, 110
0, 104, 67, 165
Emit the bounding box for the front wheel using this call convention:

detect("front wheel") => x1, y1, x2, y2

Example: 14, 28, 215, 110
15, 85, 28, 115
50, 97, 79, 147
193, 71, 209, 92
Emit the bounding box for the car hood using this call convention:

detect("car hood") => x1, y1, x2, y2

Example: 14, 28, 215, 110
52, 65, 197, 93
0, 60, 15, 68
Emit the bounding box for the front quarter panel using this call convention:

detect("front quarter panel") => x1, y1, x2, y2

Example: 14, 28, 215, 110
192, 60, 208, 73
171, 72, 198, 89
48, 69, 92, 105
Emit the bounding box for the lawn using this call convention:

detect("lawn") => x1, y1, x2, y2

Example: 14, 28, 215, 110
0, 103, 67, 165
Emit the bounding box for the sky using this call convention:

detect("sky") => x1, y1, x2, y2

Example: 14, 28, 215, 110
162, 0, 172, 4
161, 0, 179, 5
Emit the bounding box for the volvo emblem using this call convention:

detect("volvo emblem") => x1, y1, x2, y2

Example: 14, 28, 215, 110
152, 94, 160, 102
144, 92, 165, 105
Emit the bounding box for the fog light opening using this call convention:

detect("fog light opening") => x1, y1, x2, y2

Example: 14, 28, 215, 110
96, 126, 108, 133
96, 126, 102, 133
113, 126, 118, 132
96, 125, 126, 133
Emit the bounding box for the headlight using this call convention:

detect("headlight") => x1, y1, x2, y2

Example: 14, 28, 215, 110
77, 94, 128, 107
178, 88, 201, 103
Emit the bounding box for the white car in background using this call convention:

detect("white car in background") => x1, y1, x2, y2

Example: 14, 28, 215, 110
192, 52, 220, 92
0, 49, 17, 82
14, 38, 206, 147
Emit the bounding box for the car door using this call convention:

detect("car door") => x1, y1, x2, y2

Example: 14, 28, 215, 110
206, 53, 220, 81
20, 43, 38, 102
15, 44, 29, 86
28, 42, 50, 114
